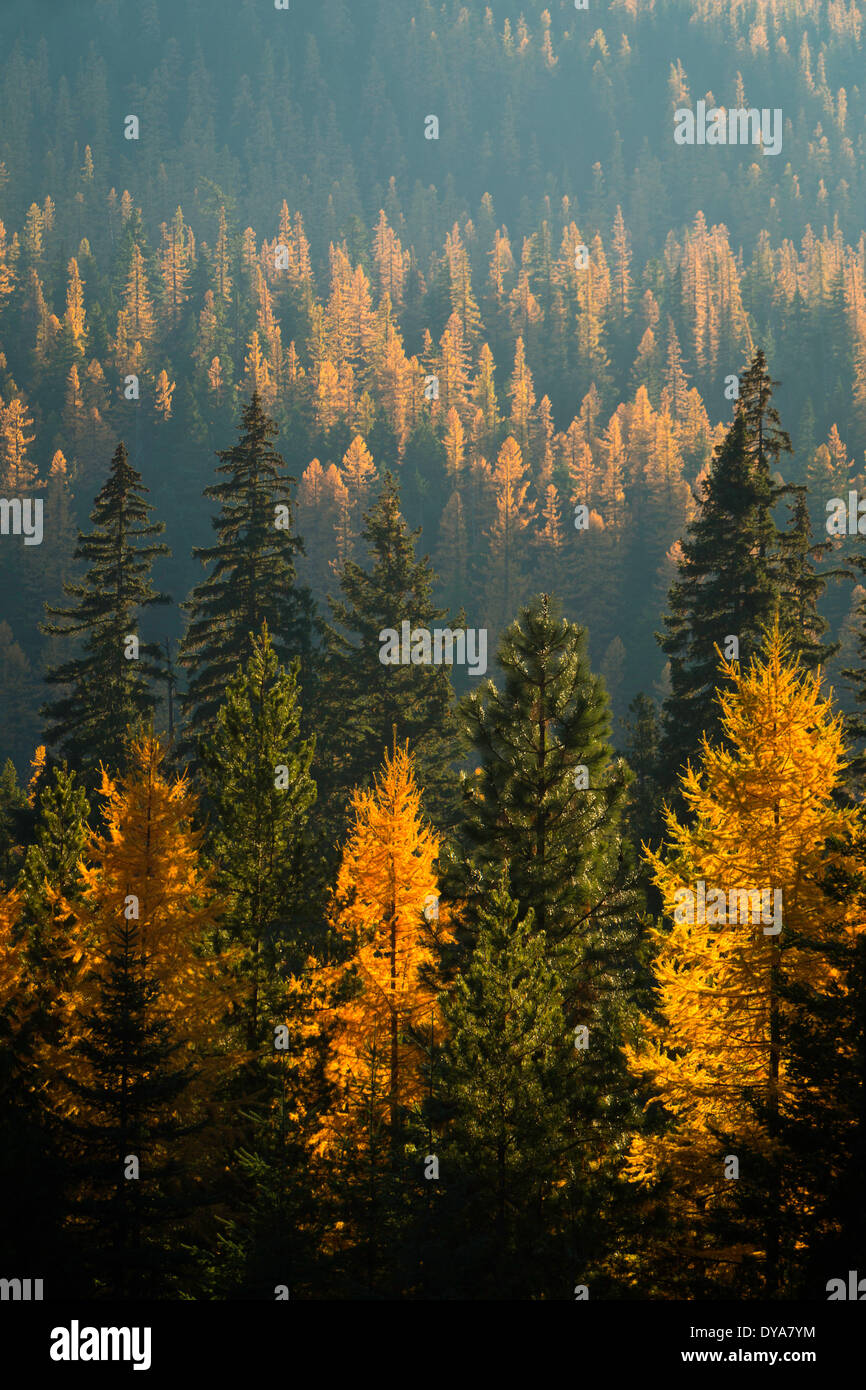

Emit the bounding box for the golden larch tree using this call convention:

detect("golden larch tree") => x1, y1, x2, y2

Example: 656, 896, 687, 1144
315, 744, 451, 1158
627, 625, 859, 1235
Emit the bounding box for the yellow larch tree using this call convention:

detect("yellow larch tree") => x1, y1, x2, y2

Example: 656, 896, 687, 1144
484, 434, 535, 631
627, 625, 859, 1246
314, 744, 451, 1159
0, 395, 38, 490
49, 735, 229, 1113
154, 368, 175, 420
64, 257, 86, 355
0, 218, 18, 317
115, 243, 155, 367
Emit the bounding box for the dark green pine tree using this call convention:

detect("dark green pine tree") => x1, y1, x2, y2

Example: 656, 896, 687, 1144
658, 409, 779, 791
41, 442, 170, 780
776, 488, 843, 669
196, 990, 334, 1300
622, 693, 663, 854
450, 592, 642, 1207
60, 917, 198, 1299
737, 349, 794, 479
180, 392, 314, 758
429, 875, 590, 1299
659, 352, 838, 793
18, 762, 90, 972
318, 472, 462, 845
456, 592, 636, 978
201, 624, 317, 1054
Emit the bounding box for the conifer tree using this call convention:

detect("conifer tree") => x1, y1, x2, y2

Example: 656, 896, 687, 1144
18, 761, 89, 998
201, 625, 317, 1053
433, 874, 588, 1299
41, 443, 169, 779
658, 408, 778, 791
58, 914, 198, 1298
180, 392, 314, 754
311, 744, 450, 1294
319, 472, 461, 842
455, 591, 641, 1169
627, 625, 857, 1294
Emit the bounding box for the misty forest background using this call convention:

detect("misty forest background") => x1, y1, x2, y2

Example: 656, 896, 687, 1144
1, 0, 865, 1300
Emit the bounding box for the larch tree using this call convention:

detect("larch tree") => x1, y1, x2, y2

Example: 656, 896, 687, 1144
315, 742, 449, 1155
627, 624, 858, 1294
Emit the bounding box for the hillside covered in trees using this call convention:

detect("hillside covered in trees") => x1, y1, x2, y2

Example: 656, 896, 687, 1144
0, 0, 865, 1303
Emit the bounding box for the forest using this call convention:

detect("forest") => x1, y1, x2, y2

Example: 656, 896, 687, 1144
0, 0, 865, 1301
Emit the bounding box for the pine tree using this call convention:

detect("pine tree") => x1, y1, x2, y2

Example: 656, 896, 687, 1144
57, 913, 198, 1298
180, 392, 314, 754
201, 625, 317, 1054
319, 473, 461, 842
18, 761, 90, 998
454, 591, 641, 1182
41, 443, 169, 778
776, 489, 843, 669
658, 409, 778, 792
433, 874, 588, 1298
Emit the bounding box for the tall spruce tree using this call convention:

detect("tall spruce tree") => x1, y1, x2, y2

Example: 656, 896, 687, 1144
658, 383, 780, 789
180, 392, 314, 757
59, 916, 198, 1298
201, 624, 317, 1054
319, 472, 461, 844
452, 592, 642, 1185
776, 489, 842, 669
431, 874, 591, 1299
41, 442, 169, 779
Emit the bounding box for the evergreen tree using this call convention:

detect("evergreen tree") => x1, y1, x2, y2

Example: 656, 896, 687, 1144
41, 443, 169, 779
432, 874, 589, 1299
458, 592, 636, 985
180, 392, 314, 755
59, 914, 198, 1298
658, 410, 778, 791
776, 488, 842, 669
201, 625, 317, 1053
319, 472, 461, 843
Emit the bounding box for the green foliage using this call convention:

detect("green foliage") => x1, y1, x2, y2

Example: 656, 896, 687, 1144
181, 393, 314, 755
201, 623, 317, 1050
41, 442, 170, 779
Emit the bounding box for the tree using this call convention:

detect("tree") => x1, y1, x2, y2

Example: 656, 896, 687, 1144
319, 472, 461, 843
180, 392, 314, 754
312, 743, 450, 1294
627, 624, 857, 1295
18, 761, 90, 1000
41, 443, 169, 779
459, 593, 634, 958
434, 874, 587, 1298
57, 913, 198, 1298
201, 625, 316, 1054
658, 409, 778, 792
